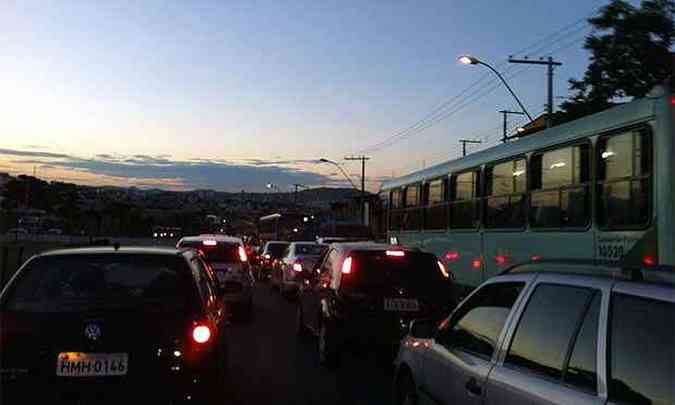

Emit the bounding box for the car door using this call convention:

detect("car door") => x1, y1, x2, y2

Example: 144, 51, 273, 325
484, 276, 607, 405
420, 280, 527, 405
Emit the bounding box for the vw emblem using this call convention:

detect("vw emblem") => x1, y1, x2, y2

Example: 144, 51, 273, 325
84, 323, 102, 341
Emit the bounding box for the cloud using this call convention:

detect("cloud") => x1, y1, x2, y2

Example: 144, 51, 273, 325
0, 148, 331, 192
0, 148, 72, 159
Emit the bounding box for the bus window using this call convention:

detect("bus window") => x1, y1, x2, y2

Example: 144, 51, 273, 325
530, 143, 590, 229
597, 129, 652, 229
485, 158, 527, 229
424, 178, 448, 230
450, 170, 481, 229
389, 188, 403, 231
403, 184, 422, 230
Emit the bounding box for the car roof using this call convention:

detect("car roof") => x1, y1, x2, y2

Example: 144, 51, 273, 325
178, 234, 242, 244
290, 241, 324, 246
498, 258, 675, 291
331, 242, 425, 254
37, 246, 189, 258
265, 240, 289, 245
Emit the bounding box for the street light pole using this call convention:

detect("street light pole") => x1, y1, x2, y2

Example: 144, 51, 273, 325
508, 56, 562, 128
344, 155, 370, 225
318, 158, 358, 190
458, 55, 533, 122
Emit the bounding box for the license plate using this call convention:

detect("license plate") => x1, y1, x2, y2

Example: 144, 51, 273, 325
383, 298, 419, 312
56, 352, 128, 377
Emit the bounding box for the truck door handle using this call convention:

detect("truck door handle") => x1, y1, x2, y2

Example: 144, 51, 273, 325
465, 377, 482, 396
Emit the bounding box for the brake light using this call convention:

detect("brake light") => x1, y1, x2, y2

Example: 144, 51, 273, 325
495, 255, 508, 266
264, 254, 271, 260
445, 251, 460, 261
437, 261, 450, 279
238, 246, 248, 262
643, 255, 656, 266
341, 257, 353, 274
671, 96, 675, 106
386, 250, 405, 257
472, 258, 482, 269
202, 240, 217, 246
531, 255, 541, 261
192, 325, 211, 344
292, 263, 303, 272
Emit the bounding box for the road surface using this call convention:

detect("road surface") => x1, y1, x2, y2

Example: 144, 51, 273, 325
225, 282, 394, 405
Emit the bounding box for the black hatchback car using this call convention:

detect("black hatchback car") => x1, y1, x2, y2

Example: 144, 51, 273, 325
0, 247, 228, 404
296, 243, 455, 367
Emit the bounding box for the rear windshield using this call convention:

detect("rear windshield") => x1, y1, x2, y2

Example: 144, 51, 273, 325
179, 241, 239, 263
344, 251, 450, 295
295, 244, 325, 256
265, 243, 289, 258
3, 254, 192, 313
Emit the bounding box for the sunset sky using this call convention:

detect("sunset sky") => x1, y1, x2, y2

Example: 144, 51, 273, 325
0, 0, 611, 192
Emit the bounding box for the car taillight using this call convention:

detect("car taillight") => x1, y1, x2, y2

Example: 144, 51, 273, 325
238, 246, 248, 262
341, 257, 353, 274
292, 262, 303, 272
671, 95, 675, 106
192, 325, 211, 344
472, 258, 482, 269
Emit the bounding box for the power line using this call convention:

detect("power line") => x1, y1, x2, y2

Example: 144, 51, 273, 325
353, 6, 603, 156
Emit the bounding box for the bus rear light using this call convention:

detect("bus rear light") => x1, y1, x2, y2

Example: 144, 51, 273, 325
341, 257, 353, 274
495, 255, 508, 266
643, 255, 656, 266
472, 259, 482, 269
386, 250, 406, 257
445, 251, 460, 261
238, 246, 248, 262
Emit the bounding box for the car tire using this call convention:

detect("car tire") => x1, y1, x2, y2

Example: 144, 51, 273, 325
296, 305, 309, 337
318, 319, 339, 368
395, 371, 418, 405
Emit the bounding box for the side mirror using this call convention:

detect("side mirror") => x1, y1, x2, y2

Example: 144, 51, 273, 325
409, 318, 436, 339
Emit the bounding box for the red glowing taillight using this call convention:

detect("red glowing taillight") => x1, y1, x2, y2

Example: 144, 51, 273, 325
292, 262, 303, 272
670, 95, 675, 106
472, 258, 482, 269
238, 245, 248, 262
643, 255, 656, 266
445, 251, 460, 261
341, 257, 353, 274
386, 250, 405, 257
192, 325, 211, 344
531, 255, 542, 261
495, 255, 508, 266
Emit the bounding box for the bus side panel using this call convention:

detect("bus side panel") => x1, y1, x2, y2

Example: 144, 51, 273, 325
422, 231, 483, 293
655, 92, 674, 265
484, 231, 595, 279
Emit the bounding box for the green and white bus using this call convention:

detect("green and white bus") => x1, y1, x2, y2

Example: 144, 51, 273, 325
379, 85, 674, 293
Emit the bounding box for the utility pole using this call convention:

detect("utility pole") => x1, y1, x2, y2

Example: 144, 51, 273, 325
499, 110, 526, 143
344, 155, 370, 225
508, 56, 562, 128
459, 139, 482, 157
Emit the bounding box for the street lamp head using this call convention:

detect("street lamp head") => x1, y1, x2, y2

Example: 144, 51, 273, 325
266, 183, 274, 189
458, 55, 480, 65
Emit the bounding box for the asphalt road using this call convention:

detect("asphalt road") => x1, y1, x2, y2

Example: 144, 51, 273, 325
225, 282, 394, 405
